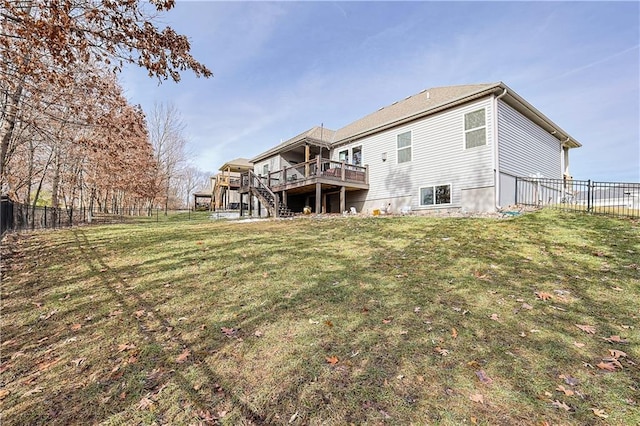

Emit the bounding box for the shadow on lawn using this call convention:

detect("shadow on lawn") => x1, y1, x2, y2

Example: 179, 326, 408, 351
1, 213, 638, 425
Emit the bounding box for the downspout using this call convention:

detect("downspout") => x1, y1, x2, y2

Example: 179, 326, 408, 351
493, 88, 508, 210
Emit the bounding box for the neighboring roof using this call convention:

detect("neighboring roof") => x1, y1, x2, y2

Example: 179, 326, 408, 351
249, 82, 581, 162
251, 126, 335, 163
218, 158, 253, 172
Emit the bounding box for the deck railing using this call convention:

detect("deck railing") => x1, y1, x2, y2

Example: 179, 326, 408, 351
264, 158, 368, 187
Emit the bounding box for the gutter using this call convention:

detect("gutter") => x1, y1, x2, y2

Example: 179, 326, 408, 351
493, 88, 508, 209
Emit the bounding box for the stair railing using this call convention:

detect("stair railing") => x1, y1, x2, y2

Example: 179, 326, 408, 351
245, 170, 280, 217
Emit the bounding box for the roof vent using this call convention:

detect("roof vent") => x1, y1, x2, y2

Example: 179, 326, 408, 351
404, 95, 411, 100
426, 91, 430, 99
391, 101, 398, 105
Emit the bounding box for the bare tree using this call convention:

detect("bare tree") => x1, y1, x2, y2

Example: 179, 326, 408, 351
147, 102, 188, 213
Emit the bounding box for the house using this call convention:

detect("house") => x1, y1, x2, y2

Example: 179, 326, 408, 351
239, 82, 581, 217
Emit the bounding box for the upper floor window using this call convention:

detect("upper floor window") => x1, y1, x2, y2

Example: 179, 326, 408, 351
353, 146, 362, 166
464, 109, 486, 149
339, 150, 349, 163
262, 164, 269, 175
397, 131, 412, 163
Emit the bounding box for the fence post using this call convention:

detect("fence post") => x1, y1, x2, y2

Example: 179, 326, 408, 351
44, 206, 47, 228
515, 177, 519, 205
587, 180, 592, 212
0, 195, 14, 235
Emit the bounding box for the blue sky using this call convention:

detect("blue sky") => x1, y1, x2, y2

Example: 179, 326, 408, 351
120, 1, 639, 182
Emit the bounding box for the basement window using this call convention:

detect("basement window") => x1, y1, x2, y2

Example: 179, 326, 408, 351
420, 184, 451, 206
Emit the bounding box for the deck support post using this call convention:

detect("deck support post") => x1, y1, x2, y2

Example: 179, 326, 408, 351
340, 186, 346, 213
315, 183, 321, 214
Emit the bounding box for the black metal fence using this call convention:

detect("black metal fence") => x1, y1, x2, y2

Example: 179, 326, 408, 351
515, 177, 640, 219
0, 196, 133, 235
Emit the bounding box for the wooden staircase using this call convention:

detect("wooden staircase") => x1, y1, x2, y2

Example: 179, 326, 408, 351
241, 171, 294, 218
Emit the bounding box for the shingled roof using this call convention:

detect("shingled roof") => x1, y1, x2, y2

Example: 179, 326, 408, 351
250, 82, 580, 163
332, 83, 501, 144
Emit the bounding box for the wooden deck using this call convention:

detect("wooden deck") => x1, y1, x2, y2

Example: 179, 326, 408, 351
240, 158, 368, 215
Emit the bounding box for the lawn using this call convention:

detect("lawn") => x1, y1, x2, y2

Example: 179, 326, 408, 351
1, 210, 638, 425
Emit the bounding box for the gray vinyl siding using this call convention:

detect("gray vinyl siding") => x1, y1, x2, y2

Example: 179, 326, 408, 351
498, 100, 562, 179
334, 98, 495, 210
253, 156, 280, 176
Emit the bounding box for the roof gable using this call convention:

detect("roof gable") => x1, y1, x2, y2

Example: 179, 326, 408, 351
251, 125, 336, 163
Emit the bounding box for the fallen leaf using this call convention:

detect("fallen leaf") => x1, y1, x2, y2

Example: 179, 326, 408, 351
470, 416, 478, 424
559, 375, 580, 386
109, 310, 123, 317
490, 313, 499, 321
609, 349, 627, 359
200, 324, 206, 331
551, 399, 572, 411
451, 328, 458, 339
325, 320, 334, 328
521, 303, 533, 310
475, 369, 493, 385
0, 389, 10, 400
137, 396, 155, 410
382, 318, 392, 324
308, 319, 319, 324
591, 408, 608, 418
556, 385, 574, 396
611, 286, 623, 292
176, 348, 190, 364
36, 358, 60, 371
473, 270, 487, 279
326, 356, 339, 365
573, 342, 586, 348
469, 393, 484, 404
221, 327, 237, 338
435, 347, 450, 356
596, 361, 617, 372
575, 324, 596, 334
117, 343, 136, 353
535, 291, 553, 301
134, 309, 145, 318
254, 330, 263, 337
414, 307, 421, 313
70, 323, 82, 331
40, 310, 58, 320
603, 335, 629, 344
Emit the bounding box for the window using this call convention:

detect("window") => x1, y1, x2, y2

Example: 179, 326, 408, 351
262, 164, 269, 175
352, 146, 362, 166
339, 150, 349, 163
420, 184, 451, 206
464, 109, 486, 149
397, 131, 412, 163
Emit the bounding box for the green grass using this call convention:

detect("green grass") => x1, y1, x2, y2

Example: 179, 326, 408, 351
1, 210, 638, 425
